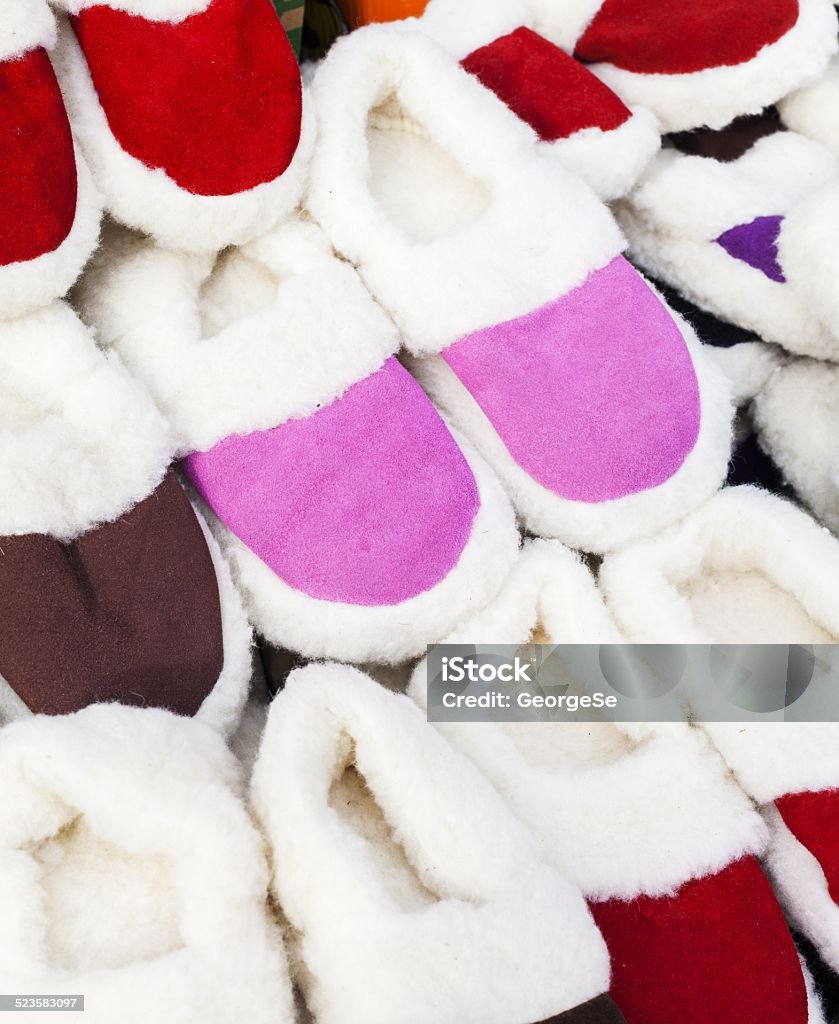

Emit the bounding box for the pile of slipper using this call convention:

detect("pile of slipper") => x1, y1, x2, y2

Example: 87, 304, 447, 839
3, 0, 839, 1019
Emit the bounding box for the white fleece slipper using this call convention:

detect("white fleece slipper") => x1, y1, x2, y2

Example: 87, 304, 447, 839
407, 559, 819, 1024
753, 359, 839, 534
599, 485, 839, 644
0, 704, 293, 1023
698, 722, 839, 979
781, 55, 839, 158
619, 129, 839, 361
413, 0, 659, 200
251, 662, 625, 1024
526, 0, 838, 132
50, 0, 313, 252
75, 219, 519, 664
0, 301, 251, 733
0, 0, 101, 320
308, 26, 732, 554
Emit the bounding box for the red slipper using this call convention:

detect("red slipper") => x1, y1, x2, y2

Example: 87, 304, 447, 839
417, 0, 659, 199
528, 0, 839, 131
51, 0, 312, 251
0, 0, 101, 318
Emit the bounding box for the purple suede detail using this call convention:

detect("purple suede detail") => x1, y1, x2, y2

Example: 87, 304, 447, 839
182, 358, 479, 607
716, 215, 786, 282
441, 256, 701, 503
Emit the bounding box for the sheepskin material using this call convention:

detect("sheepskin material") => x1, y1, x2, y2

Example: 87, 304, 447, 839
781, 57, 839, 159
0, 301, 173, 541
52, 14, 314, 252
0, 0, 56, 58
417, 0, 659, 200
599, 486, 839, 643
0, 705, 294, 1023
78, 219, 520, 664
250, 663, 615, 1024
308, 27, 732, 551
529, 0, 838, 132
619, 132, 839, 361
753, 359, 839, 533
407, 547, 818, 1024
0, 42, 102, 320
0, 485, 252, 736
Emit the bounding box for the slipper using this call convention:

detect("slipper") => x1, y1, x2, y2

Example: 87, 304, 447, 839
307, 26, 733, 554
74, 219, 519, 664
415, 0, 659, 200
699, 722, 839, 980
781, 56, 839, 158
50, 0, 313, 252
599, 485, 839, 643
0, 302, 252, 733
0, 704, 294, 1024
526, 0, 839, 132
0, 0, 101, 320
753, 358, 839, 533
406, 553, 817, 1024
250, 662, 625, 1024
619, 126, 839, 361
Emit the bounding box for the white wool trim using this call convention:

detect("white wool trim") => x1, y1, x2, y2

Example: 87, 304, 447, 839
0, 301, 173, 540
415, 0, 530, 59
54, 0, 208, 19
599, 486, 839, 643
195, 429, 521, 664
541, 105, 660, 201
781, 56, 839, 159
0, 502, 252, 737
763, 803, 839, 975
0, 146, 102, 322
307, 25, 624, 356
705, 341, 786, 406
0, 0, 56, 60
0, 705, 294, 1024
53, 20, 315, 253
406, 287, 733, 553
525, 0, 604, 52
251, 664, 611, 1024
701, 723, 839, 806
589, 0, 838, 133
406, 544, 766, 898
753, 359, 839, 533
619, 133, 839, 360
74, 220, 399, 455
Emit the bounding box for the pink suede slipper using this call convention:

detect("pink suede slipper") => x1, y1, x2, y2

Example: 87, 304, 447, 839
416, 0, 659, 200
74, 219, 519, 663
527, 0, 838, 132
50, 0, 313, 252
0, 0, 101, 319
308, 27, 732, 554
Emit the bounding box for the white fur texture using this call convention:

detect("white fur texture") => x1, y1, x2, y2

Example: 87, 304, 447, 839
0, 501, 253, 737
754, 359, 839, 533
705, 340, 786, 406
0, 0, 56, 60
406, 544, 766, 899
528, 0, 839, 132
52, 18, 315, 253
196, 429, 521, 664
781, 56, 839, 159
251, 664, 612, 1024
600, 486, 839, 643
0, 705, 294, 1023
406, 283, 733, 553
620, 132, 839, 360
75, 219, 399, 455
416, 0, 530, 58
1, 146, 102, 322
307, 25, 625, 356
0, 301, 173, 540
52, 0, 207, 18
